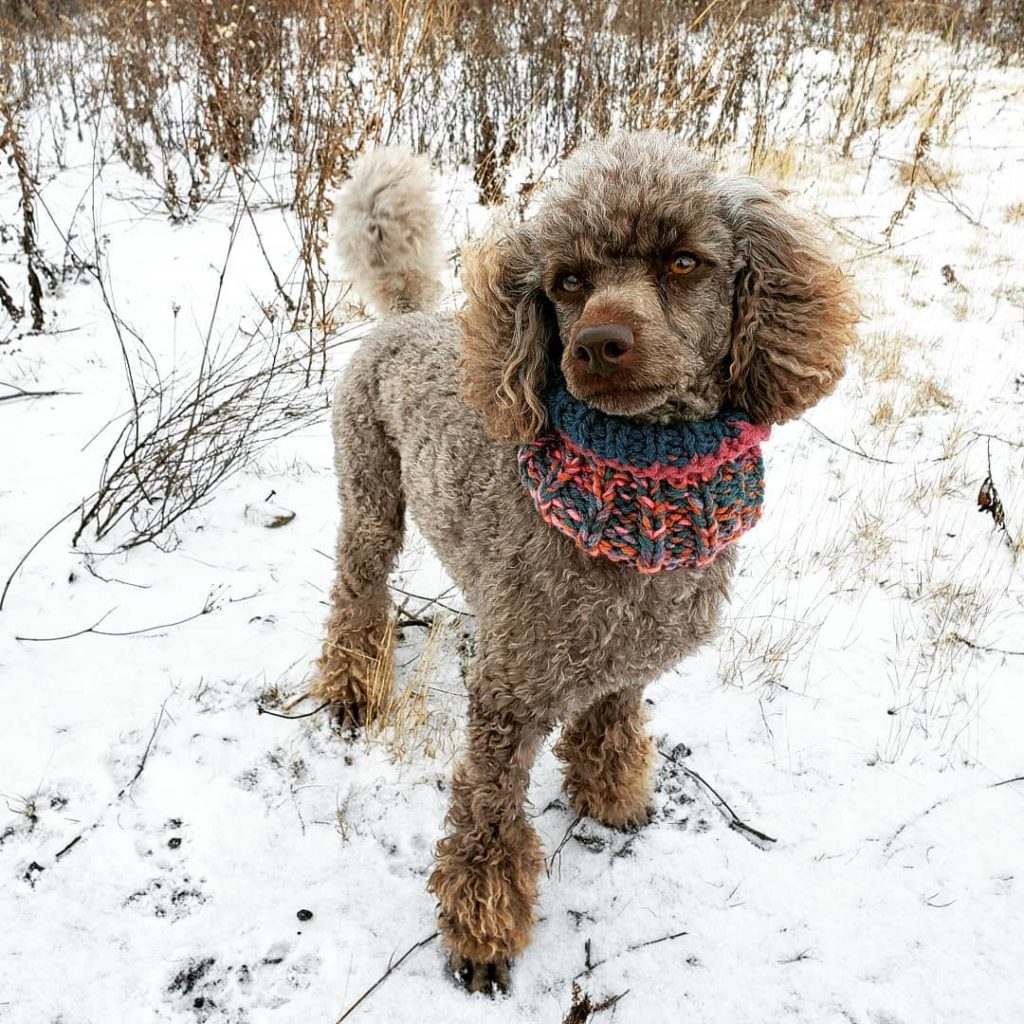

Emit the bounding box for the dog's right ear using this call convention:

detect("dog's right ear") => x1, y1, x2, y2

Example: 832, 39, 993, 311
457, 218, 553, 443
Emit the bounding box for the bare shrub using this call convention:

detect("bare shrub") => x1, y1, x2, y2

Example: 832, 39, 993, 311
0, 92, 52, 329
71, 315, 356, 550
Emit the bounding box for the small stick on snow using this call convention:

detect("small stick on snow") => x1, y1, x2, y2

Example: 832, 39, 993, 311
335, 932, 438, 1023
547, 815, 583, 878
658, 749, 777, 848
801, 418, 897, 465
0, 505, 80, 611
574, 929, 689, 981
991, 775, 1024, 789
15, 588, 255, 641
54, 835, 82, 860
0, 383, 80, 402
257, 701, 331, 720
117, 699, 169, 800
971, 430, 1024, 451
949, 633, 1024, 657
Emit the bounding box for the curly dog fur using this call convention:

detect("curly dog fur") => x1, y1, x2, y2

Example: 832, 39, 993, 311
313, 134, 858, 993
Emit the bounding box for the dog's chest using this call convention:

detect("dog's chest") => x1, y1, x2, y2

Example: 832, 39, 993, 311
561, 557, 730, 682
476, 534, 736, 708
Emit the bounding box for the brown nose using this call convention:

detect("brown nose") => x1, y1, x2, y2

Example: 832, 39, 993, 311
573, 323, 635, 377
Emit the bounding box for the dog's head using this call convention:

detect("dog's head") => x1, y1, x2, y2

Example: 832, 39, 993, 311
458, 131, 859, 441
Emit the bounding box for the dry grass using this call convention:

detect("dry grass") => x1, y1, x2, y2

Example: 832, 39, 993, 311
885, 576, 994, 764
856, 330, 906, 383
0, 1, 1005, 218
870, 391, 897, 430
720, 609, 823, 694
1003, 200, 1024, 224
360, 612, 462, 763
908, 376, 955, 416
748, 141, 801, 181
895, 156, 961, 190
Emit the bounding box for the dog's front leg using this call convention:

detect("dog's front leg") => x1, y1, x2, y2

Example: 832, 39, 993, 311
428, 680, 550, 994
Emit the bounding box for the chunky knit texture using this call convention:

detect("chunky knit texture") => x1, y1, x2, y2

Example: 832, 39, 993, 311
518, 383, 770, 572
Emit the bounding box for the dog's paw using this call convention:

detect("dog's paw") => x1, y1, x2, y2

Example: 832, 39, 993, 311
570, 791, 655, 831
448, 953, 511, 995
312, 618, 392, 731
309, 674, 369, 730
597, 800, 656, 831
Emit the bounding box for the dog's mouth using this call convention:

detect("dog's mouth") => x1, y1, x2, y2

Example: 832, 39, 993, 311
566, 379, 675, 418
566, 376, 723, 424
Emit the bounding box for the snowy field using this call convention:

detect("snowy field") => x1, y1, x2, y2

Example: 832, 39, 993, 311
2, 44, 1024, 1024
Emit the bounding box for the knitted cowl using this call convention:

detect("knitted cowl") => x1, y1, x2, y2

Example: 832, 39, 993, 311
517, 382, 770, 573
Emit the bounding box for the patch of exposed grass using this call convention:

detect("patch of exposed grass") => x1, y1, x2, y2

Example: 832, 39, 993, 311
856, 330, 906, 383
1004, 200, 1024, 224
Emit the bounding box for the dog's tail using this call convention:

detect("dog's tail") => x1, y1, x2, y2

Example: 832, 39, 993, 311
332, 146, 445, 317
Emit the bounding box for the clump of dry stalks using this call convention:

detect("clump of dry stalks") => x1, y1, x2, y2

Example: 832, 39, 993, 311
297, 608, 461, 763
0, 91, 52, 330
1, 1, 1013, 217
362, 611, 460, 762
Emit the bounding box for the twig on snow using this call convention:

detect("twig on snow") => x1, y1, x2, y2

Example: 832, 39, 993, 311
335, 932, 438, 1023
801, 418, 897, 465
949, 633, 1024, 657
971, 430, 1024, 451
258, 701, 330, 720
547, 814, 583, 877
0, 383, 80, 402
0, 505, 80, 611
574, 929, 689, 981
991, 775, 1024, 789
658, 749, 777, 847
83, 561, 151, 589
883, 796, 948, 856
117, 698, 169, 799
54, 835, 82, 860
45, 695, 175, 866
15, 588, 256, 641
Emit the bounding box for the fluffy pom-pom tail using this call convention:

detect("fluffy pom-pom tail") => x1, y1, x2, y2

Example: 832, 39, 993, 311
332, 146, 445, 316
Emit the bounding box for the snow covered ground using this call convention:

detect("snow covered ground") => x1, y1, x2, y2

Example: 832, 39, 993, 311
2, 50, 1023, 1024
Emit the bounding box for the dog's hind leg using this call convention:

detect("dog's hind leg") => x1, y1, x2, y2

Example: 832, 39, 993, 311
311, 379, 404, 727
555, 686, 655, 830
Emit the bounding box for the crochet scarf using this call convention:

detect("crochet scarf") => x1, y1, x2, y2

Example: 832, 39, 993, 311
518, 383, 770, 573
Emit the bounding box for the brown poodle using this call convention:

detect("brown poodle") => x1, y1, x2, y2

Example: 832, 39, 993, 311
313, 133, 858, 994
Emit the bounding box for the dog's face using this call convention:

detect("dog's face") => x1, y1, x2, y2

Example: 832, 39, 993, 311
536, 142, 737, 419
459, 131, 859, 441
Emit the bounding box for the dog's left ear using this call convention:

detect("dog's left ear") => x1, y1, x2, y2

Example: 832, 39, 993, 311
721, 179, 859, 425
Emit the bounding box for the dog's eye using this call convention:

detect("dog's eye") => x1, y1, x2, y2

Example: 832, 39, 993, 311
558, 272, 584, 294
669, 253, 700, 276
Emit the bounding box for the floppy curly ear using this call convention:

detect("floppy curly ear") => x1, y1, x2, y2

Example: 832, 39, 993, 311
457, 218, 554, 442
722, 180, 859, 425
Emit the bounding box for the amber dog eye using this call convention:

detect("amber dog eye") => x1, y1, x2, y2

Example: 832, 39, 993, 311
559, 272, 584, 293
669, 253, 700, 275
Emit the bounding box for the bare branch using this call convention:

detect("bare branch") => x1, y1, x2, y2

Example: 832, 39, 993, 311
658, 748, 777, 848
335, 933, 438, 1023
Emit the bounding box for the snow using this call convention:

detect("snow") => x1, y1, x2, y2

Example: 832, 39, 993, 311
2, 49, 1023, 1024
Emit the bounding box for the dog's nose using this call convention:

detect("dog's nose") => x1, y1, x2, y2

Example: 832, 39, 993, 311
573, 323, 635, 377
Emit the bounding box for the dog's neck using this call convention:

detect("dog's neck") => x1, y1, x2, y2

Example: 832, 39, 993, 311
625, 389, 724, 426
518, 383, 770, 573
